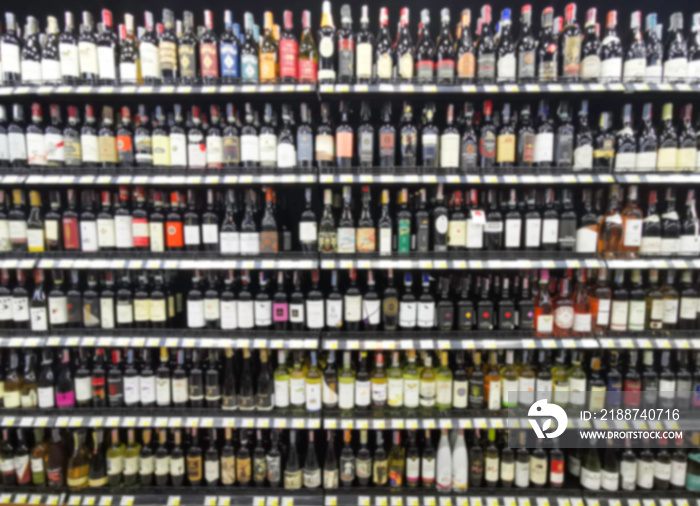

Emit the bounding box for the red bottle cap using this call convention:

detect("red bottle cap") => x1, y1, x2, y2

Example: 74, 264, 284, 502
481, 5, 492, 24
521, 4, 532, 15
283, 10, 293, 29
302, 10, 311, 30
379, 7, 389, 26
204, 10, 214, 29
102, 9, 113, 28
565, 3, 576, 22
118, 24, 127, 40
483, 100, 493, 116
607, 10, 617, 28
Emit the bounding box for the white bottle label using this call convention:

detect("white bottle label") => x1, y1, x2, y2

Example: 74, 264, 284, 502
275, 378, 290, 408
80, 221, 98, 252
220, 231, 240, 254
362, 299, 381, 325
30, 306, 48, 331
525, 218, 542, 248
305, 299, 324, 329
1, 42, 20, 73
581, 467, 601, 490
601, 57, 622, 80
505, 219, 522, 248
237, 300, 254, 328
534, 133, 554, 163
59, 43, 80, 77
623, 218, 643, 246
440, 133, 460, 168
114, 215, 133, 248
206, 136, 224, 165
97, 218, 116, 248
97, 46, 116, 79
170, 133, 188, 166
573, 144, 593, 170
541, 218, 558, 244
623, 58, 646, 81
259, 133, 277, 164
325, 299, 343, 329
277, 143, 297, 168
399, 301, 417, 328
188, 300, 205, 328
664, 57, 688, 81
220, 300, 238, 329
636, 151, 657, 170
78, 41, 99, 74
241, 134, 259, 162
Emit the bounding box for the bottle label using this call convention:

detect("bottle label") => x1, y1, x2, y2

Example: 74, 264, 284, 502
361, 298, 381, 325
188, 137, 206, 168
517, 50, 535, 79
575, 226, 598, 252
119, 62, 137, 83
305, 299, 324, 329
41, 58, 61, 83
435, 59, 455, 82
240, 134, 259, 162
477, 53, 496, 78
140, 42, 160, 79
440, 133, 460, 168
299, 59, 318, 82
98, 135, 117, 163
504, 219, 522, 248
399, 301, 417, 328
338, 40, 354, 79
610, 300, 629, 331
169, 133, 187, 166
581, 55, 601, 79
623, 58, 646, 82
356, 43, 373, 78
497, 53, 516, 81
200, 43, 219, 77
278, 39, 298, 79
534, 133, 554, 163
45, 133, 65, 163
399, 53, 413, 79
454, 51, 476, 79
241, 54, 259, 81
259, 52, 277, 82
78, 41, 99, 74
525, 218, 542, 248
359, 131, 373, 165
96, 45, 116, 80
8, 131, 26, 163
206, 136, 224, 166
563, 36, 581, 77
664, 57, 688, 81
479, 133, 496, 161
218, 42, 239, 78
59, 43, 80, 77
556, 133, 573, 166
26, 133, 46, 165
497, 134, 516, 162
296, 131, 313, 163
416, 60, 434, 81
377, 53, 393, 79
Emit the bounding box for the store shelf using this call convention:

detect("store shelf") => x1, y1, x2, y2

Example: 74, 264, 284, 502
0, 330, 319, 350
322, 414, 690, 432
0, 83, 315, 96
320, 254, 603, 270
322, 332, 598, 351
11, 170, 317, 185
0, 493, 64, 506
325, 494, 698, 506
605, 258, 700, 269
615, 173, 700, 184
64, 494, 323, 506
0, 413, 322, 429
597, 332, 700, 350
318, 170, 613, 185
31, 254, 317, 270
319, 81, 700, 94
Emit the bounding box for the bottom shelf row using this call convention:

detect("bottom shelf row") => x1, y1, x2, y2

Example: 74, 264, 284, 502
0, 494, 698, 506
1, 427, 699, 495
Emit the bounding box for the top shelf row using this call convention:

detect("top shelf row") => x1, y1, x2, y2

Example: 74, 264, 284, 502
3, 83, 700, 97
